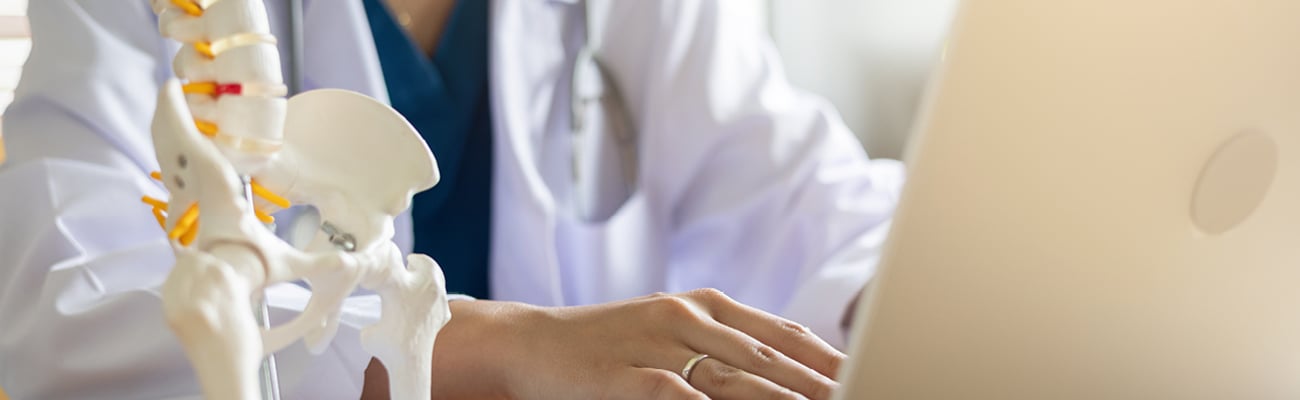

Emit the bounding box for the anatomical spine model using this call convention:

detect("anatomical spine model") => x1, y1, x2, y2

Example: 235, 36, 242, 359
142, 1, 450, 398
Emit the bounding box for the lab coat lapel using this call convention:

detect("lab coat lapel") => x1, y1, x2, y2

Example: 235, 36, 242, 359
261, 0, 386, 98
488, 0, 569, 305
299, 0, 388, 99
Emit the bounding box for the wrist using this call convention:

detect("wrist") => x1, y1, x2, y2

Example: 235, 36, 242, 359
428, 300, 539, 400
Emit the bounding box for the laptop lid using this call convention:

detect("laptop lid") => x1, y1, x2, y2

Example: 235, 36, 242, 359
836, 0, 1300, 398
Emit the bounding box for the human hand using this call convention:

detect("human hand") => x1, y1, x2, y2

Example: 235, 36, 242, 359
389, 289, 844, 400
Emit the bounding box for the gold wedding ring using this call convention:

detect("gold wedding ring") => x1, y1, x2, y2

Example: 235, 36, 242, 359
680, 354, 710, 382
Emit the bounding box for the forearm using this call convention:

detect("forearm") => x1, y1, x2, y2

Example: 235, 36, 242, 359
363, 300, 527, 400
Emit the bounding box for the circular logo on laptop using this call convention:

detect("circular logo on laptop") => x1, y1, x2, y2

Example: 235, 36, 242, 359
1190, 131, 1278, 235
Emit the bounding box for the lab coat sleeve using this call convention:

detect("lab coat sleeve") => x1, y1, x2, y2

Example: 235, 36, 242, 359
0, 1, 377, 398
602, 0, 906, 349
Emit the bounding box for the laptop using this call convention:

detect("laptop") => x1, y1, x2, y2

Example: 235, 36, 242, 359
835, 0, 1300, 398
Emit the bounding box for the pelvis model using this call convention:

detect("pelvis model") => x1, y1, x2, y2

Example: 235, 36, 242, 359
141, 1, 450, 398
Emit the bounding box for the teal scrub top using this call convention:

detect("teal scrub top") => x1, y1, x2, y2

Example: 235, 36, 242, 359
363, 0, 493, 298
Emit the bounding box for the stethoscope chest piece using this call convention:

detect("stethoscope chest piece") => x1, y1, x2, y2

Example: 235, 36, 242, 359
568, 3, 639, 223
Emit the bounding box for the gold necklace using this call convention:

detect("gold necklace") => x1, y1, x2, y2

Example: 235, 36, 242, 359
384, 0, 415, 27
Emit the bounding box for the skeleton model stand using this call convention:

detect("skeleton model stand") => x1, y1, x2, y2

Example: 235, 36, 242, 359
142, 1, 451, 398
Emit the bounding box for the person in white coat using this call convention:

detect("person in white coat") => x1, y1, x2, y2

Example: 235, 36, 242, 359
0, 0, 904, 399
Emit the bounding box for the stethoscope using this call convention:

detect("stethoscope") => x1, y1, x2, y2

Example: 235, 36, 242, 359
569, 0, 640, 223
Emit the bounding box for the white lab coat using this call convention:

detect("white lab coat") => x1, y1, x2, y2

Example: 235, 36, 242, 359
0, 0, 903, 399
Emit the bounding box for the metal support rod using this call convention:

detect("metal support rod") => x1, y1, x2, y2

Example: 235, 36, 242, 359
287, 0, 305, 95
254, 299, 282, 400
243, 176, 281, 400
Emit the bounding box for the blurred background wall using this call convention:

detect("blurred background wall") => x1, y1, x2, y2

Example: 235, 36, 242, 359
769, 0, 959, 160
